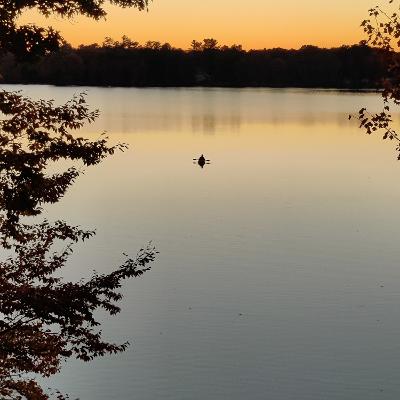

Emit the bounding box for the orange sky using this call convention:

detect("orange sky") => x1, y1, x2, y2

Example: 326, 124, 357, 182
20, 1, 371, 49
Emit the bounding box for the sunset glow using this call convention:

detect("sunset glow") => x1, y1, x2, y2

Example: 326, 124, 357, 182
20, 0, 369, 49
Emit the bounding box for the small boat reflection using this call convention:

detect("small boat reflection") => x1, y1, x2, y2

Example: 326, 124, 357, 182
193, 154, 211, 168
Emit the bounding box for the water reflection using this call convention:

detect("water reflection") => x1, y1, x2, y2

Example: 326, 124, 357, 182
0, 90, 155, 399
0, 86, 380, 135
2, 86, 400, 400
90, 88, 382, 134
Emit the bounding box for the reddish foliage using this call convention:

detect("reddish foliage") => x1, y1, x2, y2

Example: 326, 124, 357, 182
0, 90, 157, 399
0, 2, 156, 397
353, 1, 400, 158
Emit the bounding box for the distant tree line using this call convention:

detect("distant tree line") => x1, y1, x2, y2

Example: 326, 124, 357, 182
0, 37, 390, 88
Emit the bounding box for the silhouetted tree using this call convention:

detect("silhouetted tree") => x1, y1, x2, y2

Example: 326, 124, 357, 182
191, 40, 203, 51
102, 36, 117, 48
0, 1, 156, 399
353, 1, 400, 158
121, 35, 140, 49
145, 40, 162, 50
202, 38, 219, 50
0, 89, 157, 400
0, 0, 149, 58
0, 220, 156, 400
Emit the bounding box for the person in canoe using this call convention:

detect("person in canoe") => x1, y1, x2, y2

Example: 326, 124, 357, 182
193, 154, 210, 168
198, 154, 206, 167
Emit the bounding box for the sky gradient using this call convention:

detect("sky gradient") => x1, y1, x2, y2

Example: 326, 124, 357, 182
20, 1, 372, 49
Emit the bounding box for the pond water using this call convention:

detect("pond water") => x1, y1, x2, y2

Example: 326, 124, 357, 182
4, 86, 400, 400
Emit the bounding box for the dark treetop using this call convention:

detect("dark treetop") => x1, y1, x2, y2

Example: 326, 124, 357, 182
0, 0, 149, 59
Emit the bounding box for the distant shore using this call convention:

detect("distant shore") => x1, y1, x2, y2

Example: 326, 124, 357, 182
0, 84, 381, 92
0, 43, 388, 89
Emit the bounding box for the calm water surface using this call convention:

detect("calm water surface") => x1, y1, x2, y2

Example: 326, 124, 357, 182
5, 86, 400, 399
